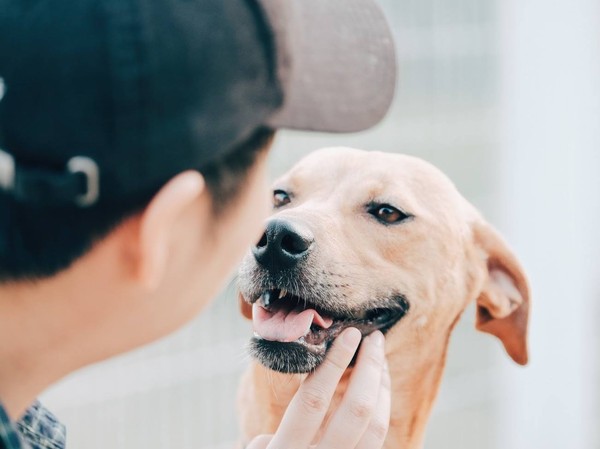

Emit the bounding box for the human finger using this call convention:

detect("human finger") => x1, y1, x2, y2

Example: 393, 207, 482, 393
316, 331, 386, 448
355, 359, 391, 449
267, 327, 362, 449
245, 434, 273, 449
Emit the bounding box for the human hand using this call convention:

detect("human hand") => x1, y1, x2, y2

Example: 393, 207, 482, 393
246, 328, 391, 449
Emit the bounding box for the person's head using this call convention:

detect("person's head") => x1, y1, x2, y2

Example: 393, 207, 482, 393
0, 126, 276, 357
0, 0, 397, 356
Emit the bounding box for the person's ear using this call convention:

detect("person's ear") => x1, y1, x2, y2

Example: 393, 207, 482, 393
239, 292, 253, 320
473, 221, 530, 365
135, 171, 205, 290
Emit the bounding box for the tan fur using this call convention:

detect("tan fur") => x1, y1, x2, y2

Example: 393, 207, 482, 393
237, 147, 530, 448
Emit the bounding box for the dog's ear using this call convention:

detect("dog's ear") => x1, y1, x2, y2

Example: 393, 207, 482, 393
238, 293, 253, 320
473, 222, 530, 365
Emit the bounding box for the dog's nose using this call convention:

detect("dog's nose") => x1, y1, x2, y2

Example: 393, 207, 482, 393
252, 219, 314, 270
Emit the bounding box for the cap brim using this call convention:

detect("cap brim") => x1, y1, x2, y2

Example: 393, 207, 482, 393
260, 0, 397, 133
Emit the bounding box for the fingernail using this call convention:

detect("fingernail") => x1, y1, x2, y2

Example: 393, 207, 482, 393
342, 327, 362, 348
370, 330, 384, 347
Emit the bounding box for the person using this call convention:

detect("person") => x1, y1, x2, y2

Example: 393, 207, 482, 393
0, 0, 397, 448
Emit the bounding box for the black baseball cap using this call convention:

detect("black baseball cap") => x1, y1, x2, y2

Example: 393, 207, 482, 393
0, 0, 396, 208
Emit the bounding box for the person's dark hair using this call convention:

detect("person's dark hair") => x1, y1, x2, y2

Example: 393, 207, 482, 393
0, 127, 274, 283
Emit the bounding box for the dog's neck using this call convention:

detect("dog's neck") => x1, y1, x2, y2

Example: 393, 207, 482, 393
240, 332, 450, 449
383, 331, 449, 449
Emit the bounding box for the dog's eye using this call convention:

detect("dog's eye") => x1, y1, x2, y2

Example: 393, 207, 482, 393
368, 203, 410, 224
273, 190, 291, 208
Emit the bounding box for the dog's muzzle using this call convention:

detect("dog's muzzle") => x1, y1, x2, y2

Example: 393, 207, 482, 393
239, 217, 410, 373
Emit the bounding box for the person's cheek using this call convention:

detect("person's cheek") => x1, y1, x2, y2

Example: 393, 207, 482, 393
239, 192, 269, 260
244, 165, 271, 248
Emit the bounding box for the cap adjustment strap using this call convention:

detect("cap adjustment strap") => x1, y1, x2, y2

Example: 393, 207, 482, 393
0, 148, 100, 207
0, 148, 15, 191
66, 157, 100, 207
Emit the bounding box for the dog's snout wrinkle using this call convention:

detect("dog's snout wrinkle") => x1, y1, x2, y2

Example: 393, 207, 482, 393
252, 219, 314, 270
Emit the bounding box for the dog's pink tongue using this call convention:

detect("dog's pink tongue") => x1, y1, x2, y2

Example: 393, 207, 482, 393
252, 303, 332, 343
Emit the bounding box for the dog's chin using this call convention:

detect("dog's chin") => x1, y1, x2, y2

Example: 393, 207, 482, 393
249, 338, 328, 374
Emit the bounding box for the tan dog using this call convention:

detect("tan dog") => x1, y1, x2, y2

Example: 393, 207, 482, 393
236, 147, 529, 449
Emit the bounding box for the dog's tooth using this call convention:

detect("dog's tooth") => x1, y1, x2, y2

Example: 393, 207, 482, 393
262, 291, 272, 307
279, 289, 287, 299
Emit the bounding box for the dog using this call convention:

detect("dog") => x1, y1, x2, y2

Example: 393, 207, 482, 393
236, 147, 529, 449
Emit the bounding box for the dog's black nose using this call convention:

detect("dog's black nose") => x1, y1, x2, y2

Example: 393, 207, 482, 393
252, 219, 314, 270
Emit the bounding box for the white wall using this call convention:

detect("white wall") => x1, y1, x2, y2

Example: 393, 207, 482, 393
497, 0, 600, 447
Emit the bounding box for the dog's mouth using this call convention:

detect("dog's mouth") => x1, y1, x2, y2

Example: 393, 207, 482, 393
247, 288, 409, 373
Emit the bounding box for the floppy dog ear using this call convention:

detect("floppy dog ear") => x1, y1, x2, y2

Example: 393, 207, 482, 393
473, 222, 530, 365
238, 293, 253, 320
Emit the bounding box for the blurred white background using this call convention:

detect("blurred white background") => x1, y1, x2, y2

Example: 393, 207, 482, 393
42, 0, 600, 447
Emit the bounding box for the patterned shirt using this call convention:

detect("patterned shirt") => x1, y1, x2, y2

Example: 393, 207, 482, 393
0, 401, 65, 449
